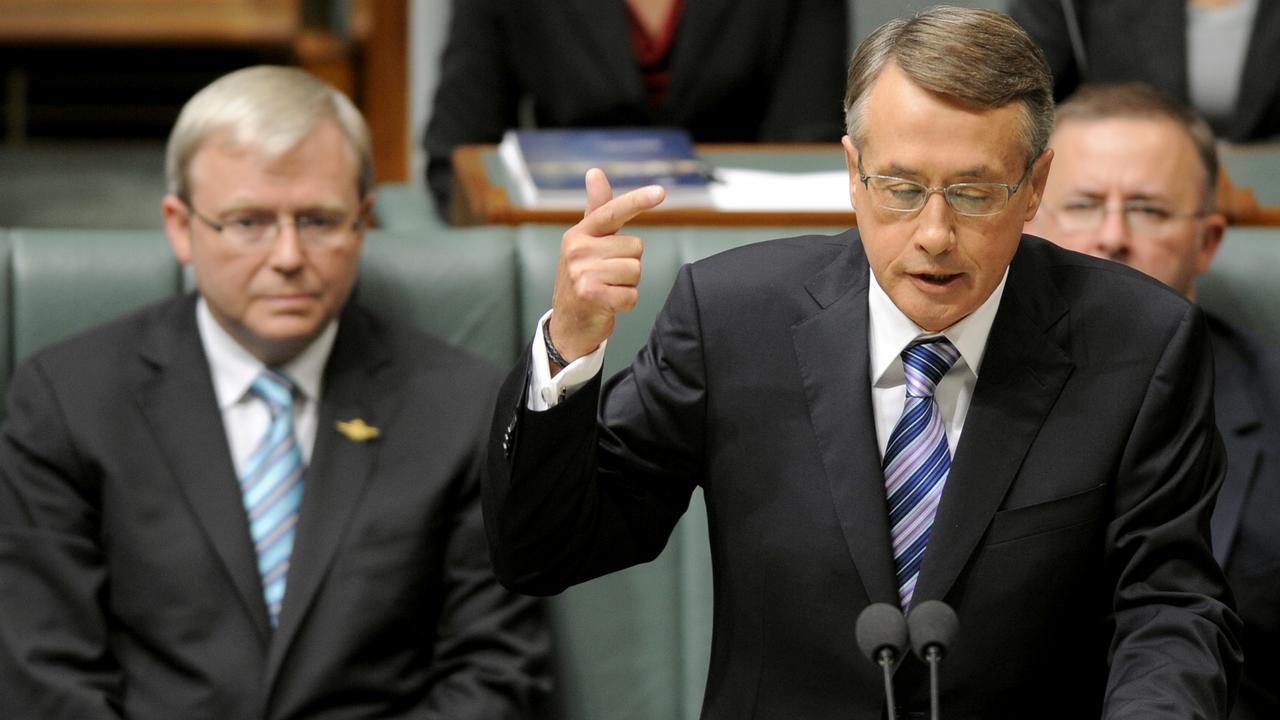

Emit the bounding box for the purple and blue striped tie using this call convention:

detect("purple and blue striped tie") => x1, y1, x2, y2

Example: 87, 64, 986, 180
241, 370, 306, 628
883, 338, 960, 610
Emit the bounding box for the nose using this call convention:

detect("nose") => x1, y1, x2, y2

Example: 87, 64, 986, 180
1091, 205, 1131, 262
914, 191, 956, 256
267, 222, 306, 272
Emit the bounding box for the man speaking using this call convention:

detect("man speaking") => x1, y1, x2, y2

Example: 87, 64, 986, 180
486, 7, 1241, 718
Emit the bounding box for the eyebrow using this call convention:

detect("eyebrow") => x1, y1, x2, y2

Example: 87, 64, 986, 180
1065, 190, 1171, 204
875, 163, 1001, 182
215, 201, 352, 215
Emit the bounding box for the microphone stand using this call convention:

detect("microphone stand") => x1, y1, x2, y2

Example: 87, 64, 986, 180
925, 646, 941, 720
877, 647, 898, 720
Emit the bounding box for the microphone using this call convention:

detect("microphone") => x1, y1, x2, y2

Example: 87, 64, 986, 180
906, 600, 959, 720
855, 602, 908, 720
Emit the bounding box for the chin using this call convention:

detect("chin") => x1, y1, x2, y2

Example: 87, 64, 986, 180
249, 317, 325, 343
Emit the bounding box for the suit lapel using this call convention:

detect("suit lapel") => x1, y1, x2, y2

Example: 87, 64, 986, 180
134, 296, 272, 643
791, 235, 899, 604
265, 307, 397, 681
913, 242, 1075, 605
1231, 0, 1280, 139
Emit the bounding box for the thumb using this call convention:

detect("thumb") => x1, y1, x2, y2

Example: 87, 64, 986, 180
584, 168, 613, 218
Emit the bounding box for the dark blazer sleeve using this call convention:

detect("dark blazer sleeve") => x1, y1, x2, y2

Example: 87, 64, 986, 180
0, 359, 123, 719
485, 269, 705, 596
1103, 302, 1242, 717
423, 394, 553, 720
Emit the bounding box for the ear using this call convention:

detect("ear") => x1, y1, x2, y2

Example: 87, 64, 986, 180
1194, 212, 1227, 276
349, 193, 375, 251
161, 194, 193, 265
357, 192, 375, 229
841, 135, 860, 211
1022, 148, 1054, 223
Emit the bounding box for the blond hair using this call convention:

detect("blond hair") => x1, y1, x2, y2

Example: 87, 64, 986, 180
165, 65, 373, 199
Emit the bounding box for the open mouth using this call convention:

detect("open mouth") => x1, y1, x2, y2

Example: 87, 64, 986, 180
911, 272, 961, 287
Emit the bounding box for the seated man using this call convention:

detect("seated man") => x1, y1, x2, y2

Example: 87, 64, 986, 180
1027, 81, 1279, 720
0, 66, 550, 720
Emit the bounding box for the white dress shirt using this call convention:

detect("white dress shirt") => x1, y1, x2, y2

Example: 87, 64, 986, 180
528, 267, 1007, 462
195, 299, 338, 474
866, 269, 1005, 457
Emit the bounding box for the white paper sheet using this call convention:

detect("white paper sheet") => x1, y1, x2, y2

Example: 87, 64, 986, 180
707, 167, 852, 211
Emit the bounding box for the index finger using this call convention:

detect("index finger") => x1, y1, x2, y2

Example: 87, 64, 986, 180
584, 168, 613, 218
579, 184, 666, 237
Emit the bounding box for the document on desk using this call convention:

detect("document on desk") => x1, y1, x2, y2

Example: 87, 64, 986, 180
708, 167, 851, 211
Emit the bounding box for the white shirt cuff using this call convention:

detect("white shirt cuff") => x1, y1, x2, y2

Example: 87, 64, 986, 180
527, 309, 607, 411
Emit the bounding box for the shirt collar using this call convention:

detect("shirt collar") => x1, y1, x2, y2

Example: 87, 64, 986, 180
196, 297, 338, 410
868, 267, 1008, 387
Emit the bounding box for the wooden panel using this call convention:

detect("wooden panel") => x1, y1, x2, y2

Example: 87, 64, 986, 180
0, 0, 302, 45
360, 0, 408, 182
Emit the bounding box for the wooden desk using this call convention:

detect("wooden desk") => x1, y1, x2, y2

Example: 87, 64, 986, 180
450, 143, 860, 227
452, 142, 1280, 227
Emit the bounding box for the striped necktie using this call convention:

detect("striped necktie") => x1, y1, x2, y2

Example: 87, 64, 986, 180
883, 338, 961, 610
241, 369, 306, 628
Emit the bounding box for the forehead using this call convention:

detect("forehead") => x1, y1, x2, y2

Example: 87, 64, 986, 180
187, 120, 360, 202
860, 63, 1027, 177
1046, 117, 1205, 198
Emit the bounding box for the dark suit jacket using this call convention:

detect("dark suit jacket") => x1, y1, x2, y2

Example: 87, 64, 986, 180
1009, 0, 1280, 141
1208, 313, 1280, 720
424, 0, 848, 216
0, 295, 550, 720
486, 231, 1241, 719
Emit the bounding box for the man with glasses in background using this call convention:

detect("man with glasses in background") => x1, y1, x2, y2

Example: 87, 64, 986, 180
1027, 82, 1280, 720
486, 7, 1240, 718
0, 66, 550, 720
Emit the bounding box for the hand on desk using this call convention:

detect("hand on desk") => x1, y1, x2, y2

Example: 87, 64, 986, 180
548, 168, 665, 369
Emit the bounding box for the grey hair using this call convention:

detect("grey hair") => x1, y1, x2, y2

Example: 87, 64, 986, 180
844, 6, 1054, 167
1054, 83, 1220, 211
165, 65, 373, 199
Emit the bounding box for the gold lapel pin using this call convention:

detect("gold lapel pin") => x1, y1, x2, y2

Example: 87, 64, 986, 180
335, 418, 380, 442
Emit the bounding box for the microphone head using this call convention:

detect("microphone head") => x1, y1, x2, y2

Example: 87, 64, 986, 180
906, 600, 959, 661
855, 602, 908, 664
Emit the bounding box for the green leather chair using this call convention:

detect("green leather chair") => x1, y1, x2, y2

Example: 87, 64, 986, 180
1198, 227, 1280, 345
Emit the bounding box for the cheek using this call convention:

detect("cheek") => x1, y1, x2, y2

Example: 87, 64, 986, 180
309, 255, 361, 309
963, 228, 1020, 278
194, 260, 255, 303
861, 224, 909, 272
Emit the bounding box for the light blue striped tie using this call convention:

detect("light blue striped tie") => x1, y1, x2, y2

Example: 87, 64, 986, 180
241, 370, 306, 628
883, 338, 960, 610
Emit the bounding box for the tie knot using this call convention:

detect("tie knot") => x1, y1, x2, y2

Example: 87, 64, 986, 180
901, 338, 960, 398
250, 370, 297, 415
